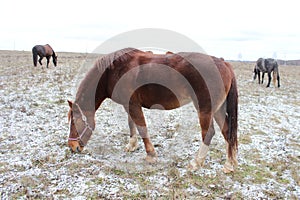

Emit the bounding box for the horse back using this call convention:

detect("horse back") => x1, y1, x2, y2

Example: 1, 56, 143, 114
107, 51, 234, 111
32, 45, 47, 56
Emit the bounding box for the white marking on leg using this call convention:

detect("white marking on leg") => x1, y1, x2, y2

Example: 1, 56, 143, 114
188, 143, 209, 171
223, 159, 234, 173
222, 142, 237, 173
125, 136, 138, 152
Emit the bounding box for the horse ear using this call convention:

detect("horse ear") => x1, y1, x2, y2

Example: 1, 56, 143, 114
67, 100, 73, 108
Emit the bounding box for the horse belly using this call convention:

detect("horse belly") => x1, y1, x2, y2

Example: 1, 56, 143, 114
138, 84, 192, 110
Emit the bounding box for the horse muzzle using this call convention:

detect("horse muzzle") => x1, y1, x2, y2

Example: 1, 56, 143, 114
68, 140, 84, 153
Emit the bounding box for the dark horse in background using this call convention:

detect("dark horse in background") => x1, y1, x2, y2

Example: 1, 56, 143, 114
67, 48, 238, 173
253, 58, 280, 87
32, 44, 57, 68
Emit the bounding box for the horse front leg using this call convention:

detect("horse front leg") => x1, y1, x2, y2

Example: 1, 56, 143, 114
124, 114, 139, 152
277, 72, 280, 88
266, 72, 272, 87
261, 72, 265, 84
46, 56, 50, 68
127, 104, 157, 163
257, 71, 261, 84
188, 111, 214, 171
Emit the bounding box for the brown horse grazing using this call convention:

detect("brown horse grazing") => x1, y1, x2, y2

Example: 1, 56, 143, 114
32, 44, 57, 68
67, 48, 238, 173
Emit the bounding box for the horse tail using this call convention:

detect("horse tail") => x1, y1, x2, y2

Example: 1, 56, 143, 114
226, 75, 238, 162
32, 47, 38, 66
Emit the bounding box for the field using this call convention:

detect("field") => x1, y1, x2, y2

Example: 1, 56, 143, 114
0, 50, 299, 199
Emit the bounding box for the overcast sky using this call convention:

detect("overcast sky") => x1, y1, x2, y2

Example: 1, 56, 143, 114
0, 0, 299, 60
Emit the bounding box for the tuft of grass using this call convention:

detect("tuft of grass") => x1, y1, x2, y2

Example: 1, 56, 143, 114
291, 166, 300, 185
54, 189, 70, 195
254, 130, 267, 135
122, 192, 147, 199
243, 148, 261, 161
111, 168, 126, 176
55, 99, 65, 104
233, 164, 272, 184
239, 134, 252, 144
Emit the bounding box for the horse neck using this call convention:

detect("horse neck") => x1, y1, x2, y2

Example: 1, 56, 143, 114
75, 64, 108, 113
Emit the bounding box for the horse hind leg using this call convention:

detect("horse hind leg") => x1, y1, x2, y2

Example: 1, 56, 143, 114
273, 71, 276, 87
38, 57, 43, 66
188, 111, 214, 171
214, 105, 238, 173
124, 114, 139, 152
273, 71, 280, 87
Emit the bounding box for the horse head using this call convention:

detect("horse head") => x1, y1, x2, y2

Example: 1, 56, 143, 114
53, 55, 58, 66
67, 100, 95, 153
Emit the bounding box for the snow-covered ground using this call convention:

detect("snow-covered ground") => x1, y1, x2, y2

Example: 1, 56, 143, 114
0, 51, 299, 199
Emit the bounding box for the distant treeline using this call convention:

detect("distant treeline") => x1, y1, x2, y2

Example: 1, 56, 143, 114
228, 59, 300, 66
276, 60, 300, 66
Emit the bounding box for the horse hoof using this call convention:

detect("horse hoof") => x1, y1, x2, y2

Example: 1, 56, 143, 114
124, 144, 138, 152
187, 153, 207, 172
223, 161, 234, 173
222, 167, 234, 173
145, 152, 157, 164
187, 160, 200, 172
124, 137, 138, 152
145, 155, 157, 164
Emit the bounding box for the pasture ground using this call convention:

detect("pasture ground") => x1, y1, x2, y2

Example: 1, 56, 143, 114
0, 50, 299, 199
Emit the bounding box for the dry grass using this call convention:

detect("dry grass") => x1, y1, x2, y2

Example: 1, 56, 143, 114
0, 51, 299, 199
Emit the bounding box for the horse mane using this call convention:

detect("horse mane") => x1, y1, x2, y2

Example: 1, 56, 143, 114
94, 47, 141, 73
52, 49, 56, 56
75, 48, 141, 110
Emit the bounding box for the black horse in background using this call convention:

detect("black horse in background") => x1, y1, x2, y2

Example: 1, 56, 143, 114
32, 44, 57, 68
253, 58, 280, 87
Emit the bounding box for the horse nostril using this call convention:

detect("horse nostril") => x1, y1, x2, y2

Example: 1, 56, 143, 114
76, 146, 81, 153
